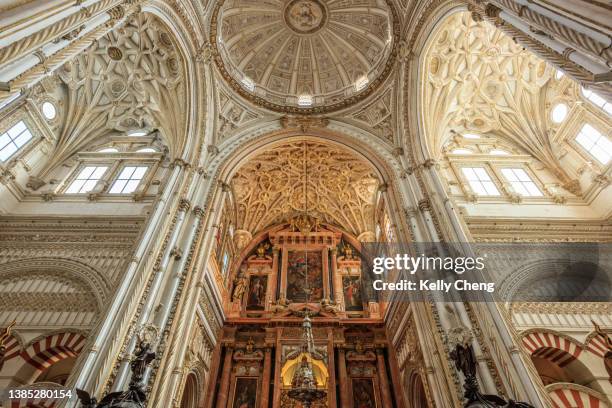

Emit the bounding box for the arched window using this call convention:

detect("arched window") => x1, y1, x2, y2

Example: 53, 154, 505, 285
581, 87, 612, 115
575, 124, 611, 165
0, 120, 33, 162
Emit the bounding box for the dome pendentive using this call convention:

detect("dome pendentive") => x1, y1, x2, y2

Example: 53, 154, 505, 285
210, 0, 399, 113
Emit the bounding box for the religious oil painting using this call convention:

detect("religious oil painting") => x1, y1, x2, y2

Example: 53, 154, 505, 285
246, 275, 267, 310
286, 250, 323, 302
342, 276, 363, 311
232, 377, 258, 408
352, 378, 377, 408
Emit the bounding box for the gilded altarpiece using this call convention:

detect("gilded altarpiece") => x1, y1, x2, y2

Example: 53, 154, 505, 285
212, 221, 403, 408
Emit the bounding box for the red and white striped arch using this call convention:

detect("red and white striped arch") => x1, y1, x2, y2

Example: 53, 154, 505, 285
548, 385, 607, 408
521, 330, 583, 367
2, 335, 21, 361
20, 332, 86, 372
585, 332, 610, 358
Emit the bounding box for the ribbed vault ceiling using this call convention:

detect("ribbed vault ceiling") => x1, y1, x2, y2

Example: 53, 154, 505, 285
230, 141, 380, 236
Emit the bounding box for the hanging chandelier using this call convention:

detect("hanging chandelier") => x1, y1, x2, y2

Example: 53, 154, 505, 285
287, 142, 327, 407
287, 315, 327, 407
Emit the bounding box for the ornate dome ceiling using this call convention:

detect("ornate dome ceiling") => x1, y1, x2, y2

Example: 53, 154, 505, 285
211, 0, 399, 113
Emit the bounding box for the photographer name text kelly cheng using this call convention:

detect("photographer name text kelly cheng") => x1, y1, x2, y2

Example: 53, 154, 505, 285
372, 279, 496, 293
370, 254, 495, 294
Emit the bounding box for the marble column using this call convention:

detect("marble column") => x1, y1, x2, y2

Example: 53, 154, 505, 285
337, 347, 349, 408
272, 335, 282, 407
326, 330, 337, 408
260, 347, 272, 408
322, 246, 330, 299
269, 247, 280, 303
279, 248, 288, 299
216, 346, 234, 408
376, 348, 393, 408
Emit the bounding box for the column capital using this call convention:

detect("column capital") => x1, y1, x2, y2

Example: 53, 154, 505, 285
421, 158, 436, 169
178, 198, 191, 212
418, 199, 431, 212
171, 158, 191, 169
193, 206, 206, 217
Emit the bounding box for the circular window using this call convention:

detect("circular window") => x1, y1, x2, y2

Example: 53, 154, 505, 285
136, 148, 157, 153
551, 103, 568, 123
41, 102, 57, 120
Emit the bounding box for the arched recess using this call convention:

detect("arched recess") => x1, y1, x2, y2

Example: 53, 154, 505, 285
404, 370, 429, 408
179, 372, 200, 408
0, 258, 111, 328
546, 383, 609, 408
14, 330, 87, 385
499, 258, 610, 306
521, 329, 598, 389
202, 127, 409, 274
205, 128, 410, 318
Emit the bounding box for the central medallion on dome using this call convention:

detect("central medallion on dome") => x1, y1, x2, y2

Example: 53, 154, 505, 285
210, 0, 399, 114
284, 0, 327, 34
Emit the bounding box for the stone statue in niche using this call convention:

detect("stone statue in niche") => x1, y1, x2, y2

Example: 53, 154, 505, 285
232, 270, 248, 302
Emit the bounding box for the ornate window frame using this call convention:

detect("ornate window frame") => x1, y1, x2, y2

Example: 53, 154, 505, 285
562, 106, 611, 173
57, 151, 162, 200
490, 162, 548, 201
0, 100, 53, 174
452, 163, 502, 199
